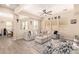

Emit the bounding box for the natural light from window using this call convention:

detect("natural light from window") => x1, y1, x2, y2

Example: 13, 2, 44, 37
0, 12, 13, 18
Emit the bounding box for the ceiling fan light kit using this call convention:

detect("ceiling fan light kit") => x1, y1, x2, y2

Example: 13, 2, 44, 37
54, 16, 57, 19
48, 18, 50, 20
41, 9, 61, 20
47, 16, 61, 20
58, 16, 61, 19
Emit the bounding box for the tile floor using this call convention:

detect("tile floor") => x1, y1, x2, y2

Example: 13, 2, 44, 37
0, 37, 40, 54
0, 37, 79, 54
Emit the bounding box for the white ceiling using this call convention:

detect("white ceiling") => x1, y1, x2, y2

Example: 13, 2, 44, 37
21, 4, 74, 17
0, 4, 74, 19
0, 4, 20, 10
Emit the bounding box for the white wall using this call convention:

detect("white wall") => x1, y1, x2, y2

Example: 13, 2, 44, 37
40, 5, 79, 40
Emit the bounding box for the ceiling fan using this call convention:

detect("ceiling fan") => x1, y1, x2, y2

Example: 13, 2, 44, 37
40, 9, 52, 16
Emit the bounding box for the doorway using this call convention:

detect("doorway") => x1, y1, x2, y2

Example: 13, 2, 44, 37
0, 20, 13, 37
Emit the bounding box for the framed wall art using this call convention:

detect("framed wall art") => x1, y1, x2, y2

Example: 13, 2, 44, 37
71, 19, 77, 24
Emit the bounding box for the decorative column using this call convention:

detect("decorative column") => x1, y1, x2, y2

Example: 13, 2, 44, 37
13, 14, 22, 40
57, 18, 59, 31
50, 19, 52, 33
38, 20, 42, 34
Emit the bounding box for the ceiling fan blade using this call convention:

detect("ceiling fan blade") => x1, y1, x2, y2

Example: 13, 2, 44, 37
43, 9, 47, 14
40, 13, 45, 16
47, 11, 52, 14
48, 13, 52, 15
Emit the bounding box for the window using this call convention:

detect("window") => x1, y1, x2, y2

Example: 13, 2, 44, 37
22, 21, 28, 30
33, 20, 38, 30
25, 21, 28, 30
6, 21, 12, 31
